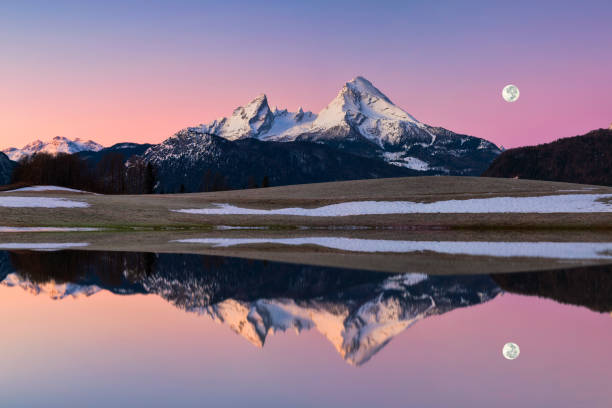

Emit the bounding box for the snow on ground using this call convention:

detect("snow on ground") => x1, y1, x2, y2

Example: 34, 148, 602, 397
3, 185, 91, 193
0, 227, 99, 232
174, 194, 612, 216
0, 243, 89, 250
214, 225, 270, 230
393, 158, 430, 170
173, 237, 612, 260
0, 196, 89, 208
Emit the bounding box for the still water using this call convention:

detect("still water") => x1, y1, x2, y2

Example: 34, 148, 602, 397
1, 250, 611, 407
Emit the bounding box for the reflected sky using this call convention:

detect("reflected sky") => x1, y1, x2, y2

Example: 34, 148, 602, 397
1, 250, 611, 407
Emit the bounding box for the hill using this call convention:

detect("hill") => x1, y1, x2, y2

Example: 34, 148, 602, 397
0, 152, 15, 186
483, 129, 612, 186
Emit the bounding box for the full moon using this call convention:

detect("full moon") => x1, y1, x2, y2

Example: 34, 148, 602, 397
502, 84, 520, 102
502, 342, 520, 360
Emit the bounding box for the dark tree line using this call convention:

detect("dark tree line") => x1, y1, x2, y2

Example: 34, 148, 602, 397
483, 128, 612, 186
12, 152, 156, 194
11, 151, 277, 194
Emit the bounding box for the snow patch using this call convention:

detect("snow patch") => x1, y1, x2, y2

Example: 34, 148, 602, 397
4, 185, 92, 193
381, 273, 429, 290
0, 227, 99, 232
174, 194, 612, 216
0, 197, 89, 208
0, 243, 89, 250
173, 237, 612, 259
383, 153, 430, 171
214, 225, 270, 230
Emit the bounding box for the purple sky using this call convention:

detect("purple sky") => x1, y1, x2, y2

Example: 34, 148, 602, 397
1, 0, 611, 149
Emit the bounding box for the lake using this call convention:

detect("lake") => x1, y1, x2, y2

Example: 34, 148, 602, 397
1, 249, 611, 407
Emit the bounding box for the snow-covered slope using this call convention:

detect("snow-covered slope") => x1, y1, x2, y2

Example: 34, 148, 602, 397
2, 136, 104, 161
192, 76, 500, 175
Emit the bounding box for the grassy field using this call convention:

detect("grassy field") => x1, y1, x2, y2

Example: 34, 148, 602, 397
1, 176, 612, 229
1, 176, 612, 274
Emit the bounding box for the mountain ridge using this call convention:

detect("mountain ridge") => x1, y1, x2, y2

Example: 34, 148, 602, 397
143, 129, 420, 193
4, 77, 502, 190
193, 76, 500, 174
2, 136, 104, 161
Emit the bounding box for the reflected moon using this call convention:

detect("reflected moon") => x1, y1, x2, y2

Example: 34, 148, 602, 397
502, 84, 520, 102
502, 342, 520, 360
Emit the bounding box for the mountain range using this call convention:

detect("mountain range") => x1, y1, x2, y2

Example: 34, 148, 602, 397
143, 77, 500, 191
2, 136, 103, 161
2, 77, 502, 190
192, 76, 501, 173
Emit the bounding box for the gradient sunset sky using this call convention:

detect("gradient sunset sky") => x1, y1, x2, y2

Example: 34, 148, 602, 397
1, 0, 611, 150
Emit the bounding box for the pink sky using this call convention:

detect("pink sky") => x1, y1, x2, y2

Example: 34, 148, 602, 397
1, 285, 611, 406
1, 1, 611, 151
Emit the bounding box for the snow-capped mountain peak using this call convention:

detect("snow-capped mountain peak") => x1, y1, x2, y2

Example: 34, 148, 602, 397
2, 136, 104, 161
200, 93, 274, 140
309, 76, 423, 146
343, 76, 420, 123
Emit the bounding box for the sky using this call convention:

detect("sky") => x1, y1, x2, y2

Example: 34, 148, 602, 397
1, 0, 611, 150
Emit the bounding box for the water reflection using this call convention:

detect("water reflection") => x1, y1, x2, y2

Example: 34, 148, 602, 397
1, 250, 610, 365
493, 265, 612, 313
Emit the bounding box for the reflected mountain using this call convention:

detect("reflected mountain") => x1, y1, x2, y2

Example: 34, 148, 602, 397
2, 250, 610, 365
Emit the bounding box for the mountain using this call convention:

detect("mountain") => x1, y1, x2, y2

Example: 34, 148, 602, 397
76, 142, 153, 165
0, 250, 501, 366
2, 136, 104, 161
482, 128, 612, 186
197, 76, 501, 175
0, 152, 15, 185
200, 94, 316, 141
143, 129, 419, 193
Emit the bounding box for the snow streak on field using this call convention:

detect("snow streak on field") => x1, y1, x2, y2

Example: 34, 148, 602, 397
173, 237, 612, 260
174, 194, 612, 216
0, 227, 99, 232
0, 243, 89, 250
3, 186, 91, 193
0, 197, 89, 208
